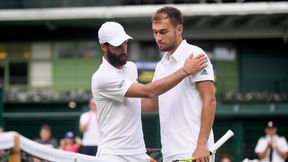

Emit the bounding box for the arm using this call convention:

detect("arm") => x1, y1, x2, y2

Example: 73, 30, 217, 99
193, 81, 216, 161
79, 122, 88, 133
275, 147, 287, 159
257, 143, 270, 159
128, 54, 207, 111
141, 97, 158, 112
126, 54, 207, 98
79, 113, 91, 133
125, 67, 188, 98
273, 138, 288, 159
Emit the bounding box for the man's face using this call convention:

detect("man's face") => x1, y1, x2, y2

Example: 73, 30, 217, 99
106, 41, 128, 67
152, 18, 182, 52
265, 127, 277, 136
40, 129, 51, 142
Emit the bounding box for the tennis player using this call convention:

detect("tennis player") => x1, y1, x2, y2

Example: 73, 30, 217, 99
92, 21, 208, 162
142, 7, 216, 162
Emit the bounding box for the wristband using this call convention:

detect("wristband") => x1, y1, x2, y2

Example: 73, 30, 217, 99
182, 68, 189, 76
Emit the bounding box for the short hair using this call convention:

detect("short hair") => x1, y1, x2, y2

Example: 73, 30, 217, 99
41, 124, 51, 131
151, 6, 183, 27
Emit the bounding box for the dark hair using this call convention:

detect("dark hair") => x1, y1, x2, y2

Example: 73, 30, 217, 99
151, 6, 183, 27
41, 124, 51, 131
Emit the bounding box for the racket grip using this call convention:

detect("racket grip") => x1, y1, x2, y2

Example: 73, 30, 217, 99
172, 151, 212, 162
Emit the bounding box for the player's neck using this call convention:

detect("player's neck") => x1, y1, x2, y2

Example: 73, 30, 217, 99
167, 38, 183, 56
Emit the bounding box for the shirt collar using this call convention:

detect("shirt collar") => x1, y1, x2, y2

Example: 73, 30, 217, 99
160, 40, 187, 64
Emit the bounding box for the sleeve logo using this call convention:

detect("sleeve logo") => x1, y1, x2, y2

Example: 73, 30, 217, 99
200, 69, 208, 75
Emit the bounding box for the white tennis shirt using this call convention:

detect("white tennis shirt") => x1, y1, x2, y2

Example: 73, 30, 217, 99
255, 135, 288, 162
153, 40, 215, 159
80, 111, 99, 146
91, 57, 146, 155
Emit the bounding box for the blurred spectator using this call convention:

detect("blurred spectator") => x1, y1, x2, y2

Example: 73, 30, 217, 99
4, 88, 91, 103
34, 124, 58, 148
59, 131, 81, 153
4, 88, 288, 103
79, 98, 99, 156
33, 124, 58, 162
220, 154, 232, 162
222, 91, 288, 103
255, 121, 288, 162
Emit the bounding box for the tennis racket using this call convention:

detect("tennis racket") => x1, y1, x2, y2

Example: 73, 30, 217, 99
172, 130, 234, 162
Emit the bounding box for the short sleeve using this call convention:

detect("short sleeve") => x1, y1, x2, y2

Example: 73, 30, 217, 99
190, 57, 215, 83
95, 76, 133, 102
255, 138, 267, 153
91, 62, 137, 103
278, 137, 288, 152
80, 113, 88, 125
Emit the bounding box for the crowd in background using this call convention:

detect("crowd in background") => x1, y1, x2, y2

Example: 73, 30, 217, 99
2, 112, 288, 162
4, 88, 288, 103
0, 98, 99, 162
28, 98, 99, 162
17, 125, 85, 162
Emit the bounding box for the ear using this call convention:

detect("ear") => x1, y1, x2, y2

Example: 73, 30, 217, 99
177, 24, 183, 36
100, 44, 107, 52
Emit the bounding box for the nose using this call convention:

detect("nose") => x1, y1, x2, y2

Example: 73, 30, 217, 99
155, 33, 162, 42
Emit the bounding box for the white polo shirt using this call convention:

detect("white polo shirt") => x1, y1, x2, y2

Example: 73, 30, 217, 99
153, 40, 215, 159
80, 111, 99, 146
91, 57, 146, 155
255, 135, 288, 162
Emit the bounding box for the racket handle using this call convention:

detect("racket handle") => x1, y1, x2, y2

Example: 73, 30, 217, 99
172, 158, 196, 162
172, 151, 212, 162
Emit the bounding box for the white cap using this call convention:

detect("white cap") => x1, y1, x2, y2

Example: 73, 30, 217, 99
98, 22, 132, 46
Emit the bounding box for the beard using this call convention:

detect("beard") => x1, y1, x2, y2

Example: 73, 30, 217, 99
158, 41, 177, 52
107, 48, 127, 67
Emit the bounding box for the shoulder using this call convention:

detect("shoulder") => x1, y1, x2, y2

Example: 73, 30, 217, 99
50, 138, 58, 144
34, 138, 41, 142
126, 61, 137, 70
92, 69, 118, 89
80, 112, 89, 117
278, 136, 288, 141
191, 45, 206, 55
258, 136, 267, 141
186, 43, 206, 56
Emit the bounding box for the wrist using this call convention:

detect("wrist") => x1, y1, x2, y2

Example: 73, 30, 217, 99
182, 68, 189, 76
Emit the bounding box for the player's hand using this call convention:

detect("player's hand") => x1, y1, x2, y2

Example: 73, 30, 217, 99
183, 54, 208, 75
267, 141, 272, 148
192, 144, 210, 162
75, 136, 82, 144
271, 138, 277, 149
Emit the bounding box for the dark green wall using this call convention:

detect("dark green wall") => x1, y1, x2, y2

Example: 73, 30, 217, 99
53, 58, 101, 91
3, 101, 88, 139
239, 46, 288, 92
215, 60, 239, 93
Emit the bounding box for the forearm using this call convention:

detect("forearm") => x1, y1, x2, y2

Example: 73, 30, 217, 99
197, 97, 216, 147
126, 68, 187, 98
79, 123, 88, 132
258, 152, 266, 159
258, 146, 270, 159
275, 148, 287, 159
145, 68, 187, 98
141, 98, 158, 112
